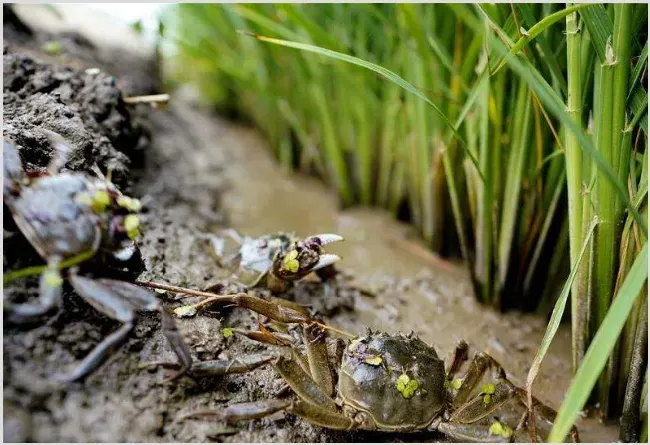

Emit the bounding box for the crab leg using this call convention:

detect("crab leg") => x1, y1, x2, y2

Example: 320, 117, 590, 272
142, 354, 276, 377
290, 399, 354, 430
450, 351, 506, 410
274, 355, 337, 411
440, 350, 580, 443
302, 322, 335, 396
182, 399, 292, 424
57, 274, 136, 382
190, 398, 355, 430
446, 340, 470, 379
160, 309, 193, 382
5, 255, 62, 323
58, 275, 192, 382
170, 292, 312, 324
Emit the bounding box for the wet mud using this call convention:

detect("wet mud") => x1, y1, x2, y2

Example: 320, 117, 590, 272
3, 6, 618, 443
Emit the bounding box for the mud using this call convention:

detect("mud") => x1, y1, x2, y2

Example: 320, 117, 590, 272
3, 6, 618, 443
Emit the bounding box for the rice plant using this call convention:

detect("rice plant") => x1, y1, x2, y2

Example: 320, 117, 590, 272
161, 3, 648, 436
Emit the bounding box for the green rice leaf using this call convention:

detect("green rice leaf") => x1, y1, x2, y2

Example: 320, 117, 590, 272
526, 218, 598, 406
491, 4, 590, 75
241, 31, 486, 183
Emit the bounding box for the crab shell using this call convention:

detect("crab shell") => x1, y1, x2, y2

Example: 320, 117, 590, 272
6, 172, 140, 267
9, 174, 104, 259
338, 332, 446, 431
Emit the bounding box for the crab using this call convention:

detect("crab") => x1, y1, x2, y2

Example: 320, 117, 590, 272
142, 292, 579, 442
208, 229, 344, 294
3, 132, 192, 382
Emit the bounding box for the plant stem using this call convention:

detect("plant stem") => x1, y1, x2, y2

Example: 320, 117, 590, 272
619, 290, 648, 442
474, 53, 493, 305
593, 34, 617, 415
565, 8, 588, 373
597, 3, 633, 415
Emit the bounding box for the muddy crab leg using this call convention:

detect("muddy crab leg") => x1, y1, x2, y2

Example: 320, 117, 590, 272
141, 354, 276, 378
4, 255, 63, 323
449, 351, 506, 410
183, 397, 354, 430
55, 274, 192, 382
446, 340, 470, 379
302, 322, 335, 396
181, 399, 292, 424
182, 354, 355, 430
437, 350, 580, 443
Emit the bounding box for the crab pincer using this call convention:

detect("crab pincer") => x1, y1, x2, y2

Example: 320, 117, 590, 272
210, 231, 344, 294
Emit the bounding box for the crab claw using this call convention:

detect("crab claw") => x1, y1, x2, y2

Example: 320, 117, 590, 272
311, 253, 341, 271
271, 234, 344, 282
304, 234, 344, 247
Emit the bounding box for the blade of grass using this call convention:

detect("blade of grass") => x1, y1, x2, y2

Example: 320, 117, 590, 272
491, 3, 590, 75
475, 54, 493, 305
311, 84, 354, 205
523, 173, 567, 295
581, 3, 648, 134
514, 4, 567, 96
239, 31, 486, 184
526, 217, 598, 409
497, 84, 532, 293
548, 242, 648, 442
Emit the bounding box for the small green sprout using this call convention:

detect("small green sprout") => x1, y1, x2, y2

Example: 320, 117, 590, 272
451, 378, 463, 390
282, 249, 300, 273
489, 421, 513, 439
222, 328, 234, 338
124, 214, 140, 239
481, 383, 496, 394
75, 192, 93, 207
117, 195, 142, 212
348, 338, 363, 351
44, 270, 63, 288
42, 40, 63, 55
364, 355, 383, 366
396, 373, 419, 399
91, 190, 111, 213
482, 382, 496, 405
